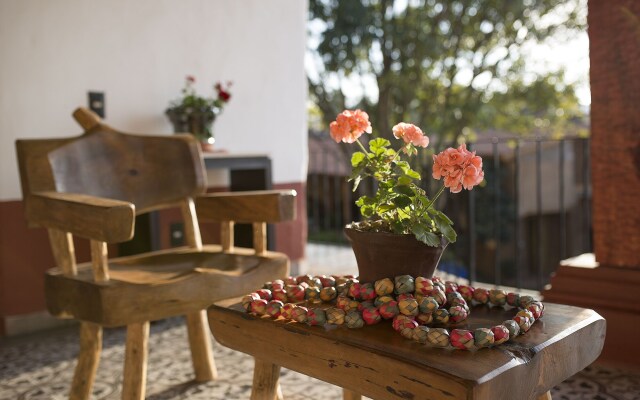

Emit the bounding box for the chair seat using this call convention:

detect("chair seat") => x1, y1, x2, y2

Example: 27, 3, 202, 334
45, 245, 288, 327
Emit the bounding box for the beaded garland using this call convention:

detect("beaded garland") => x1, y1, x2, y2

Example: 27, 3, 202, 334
243, 275, 545, 351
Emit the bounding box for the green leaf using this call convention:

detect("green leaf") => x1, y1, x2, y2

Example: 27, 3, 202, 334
378, 203, 395, 213
393, 185, 414, 197
369, 138, 390, 152
361, 205, 375, 217
351, 151, 366, 167
433, 212, 457, 243
397, 175, 412, 185
412, 224, 441, 247
355, 196, 375, 207
392, 195, 412, 208
405, 170, 421, 180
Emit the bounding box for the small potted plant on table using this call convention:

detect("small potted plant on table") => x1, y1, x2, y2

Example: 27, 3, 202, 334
330, 109, 484, 282
166, 75, 232, 151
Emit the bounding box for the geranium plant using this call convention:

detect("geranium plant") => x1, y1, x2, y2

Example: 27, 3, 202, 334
330, 109, 484, 247
166, 75, 232, 141
168, 75, 232, 113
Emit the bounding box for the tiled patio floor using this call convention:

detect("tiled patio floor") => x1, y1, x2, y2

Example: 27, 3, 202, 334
1, 244, 639, 399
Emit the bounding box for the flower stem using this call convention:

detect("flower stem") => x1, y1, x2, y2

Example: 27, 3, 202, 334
356, 139, 369, 154
425, 185, 446, 209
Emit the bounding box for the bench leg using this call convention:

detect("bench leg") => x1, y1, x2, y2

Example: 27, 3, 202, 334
69, 322, 102, 400
251, 358, 281, 400
186, 310, 217, 381
537, 392, 552, 400
122, 321, 149, 400
343, 389, 362, 400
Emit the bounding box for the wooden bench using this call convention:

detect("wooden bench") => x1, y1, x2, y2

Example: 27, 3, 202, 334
208, 300, 605, 399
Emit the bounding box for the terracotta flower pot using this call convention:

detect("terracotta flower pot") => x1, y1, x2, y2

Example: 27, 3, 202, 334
344, 226, 447, 283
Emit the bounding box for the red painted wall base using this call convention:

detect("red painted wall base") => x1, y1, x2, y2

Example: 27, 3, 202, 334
542, 255, 640, 368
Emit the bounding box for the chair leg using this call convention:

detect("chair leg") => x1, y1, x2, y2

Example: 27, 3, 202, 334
186, 310, 217, 381
343, 389, 362, 400
69, 322, 102, 400
122, 321, 149, 400
251, 358, 281, 400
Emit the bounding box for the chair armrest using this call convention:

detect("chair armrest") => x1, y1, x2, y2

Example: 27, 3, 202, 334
26, 191, 135, 243
195, 190, 296, 223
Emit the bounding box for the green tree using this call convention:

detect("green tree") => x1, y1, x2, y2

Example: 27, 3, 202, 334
308, 0, 586, 145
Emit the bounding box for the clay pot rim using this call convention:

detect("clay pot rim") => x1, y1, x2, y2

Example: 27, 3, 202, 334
344, 224, 448, 247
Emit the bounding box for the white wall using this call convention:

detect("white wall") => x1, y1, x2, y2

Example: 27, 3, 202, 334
0, 0, 308, 200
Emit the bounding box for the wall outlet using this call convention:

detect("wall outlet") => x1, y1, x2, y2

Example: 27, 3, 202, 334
170, 222, 185, 247
88, 91, 105, 118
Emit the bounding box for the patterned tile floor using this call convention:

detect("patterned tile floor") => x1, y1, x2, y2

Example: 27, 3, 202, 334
1, 244, 639, 399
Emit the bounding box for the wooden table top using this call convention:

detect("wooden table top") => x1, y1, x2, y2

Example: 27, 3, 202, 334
208, 300, 605, 399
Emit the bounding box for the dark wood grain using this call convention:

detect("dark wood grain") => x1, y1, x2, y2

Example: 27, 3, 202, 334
28, 191, 135, 243
209, 301, 605, 400
195, 190, 296, 223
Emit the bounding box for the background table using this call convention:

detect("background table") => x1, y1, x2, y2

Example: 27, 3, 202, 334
208, 301, 605, 400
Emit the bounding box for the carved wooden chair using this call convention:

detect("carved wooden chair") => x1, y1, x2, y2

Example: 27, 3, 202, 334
15, 108, 295, 400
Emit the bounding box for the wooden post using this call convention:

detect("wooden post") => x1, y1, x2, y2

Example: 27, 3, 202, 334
186, 311, 217, 381
251, 359, 281, 400
181, 197, 203, 250
90, 240, 110, 282
48, 229, 77, 276
122, 322, 149, 400
69, 322, 102, 400
221, 221, 234, 252
253, 222, 266, 254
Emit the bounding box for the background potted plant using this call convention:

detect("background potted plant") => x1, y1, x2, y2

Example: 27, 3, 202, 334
330, 109, 484, 282
166, 75, 232, 151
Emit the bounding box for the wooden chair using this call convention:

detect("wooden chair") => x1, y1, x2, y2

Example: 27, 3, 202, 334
15, 108, 296, 400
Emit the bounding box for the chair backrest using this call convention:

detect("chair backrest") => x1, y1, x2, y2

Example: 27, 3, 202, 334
17, 110, 207, 215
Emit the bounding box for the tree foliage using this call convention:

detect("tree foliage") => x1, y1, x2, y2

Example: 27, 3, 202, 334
308, 0, 587, 144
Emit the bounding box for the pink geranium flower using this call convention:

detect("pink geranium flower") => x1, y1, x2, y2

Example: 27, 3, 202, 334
329, 109, 373, 143
392, 123, 430, 148
433, 143, 484, 193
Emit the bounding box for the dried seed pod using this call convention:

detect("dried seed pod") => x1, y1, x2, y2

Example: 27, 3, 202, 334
345, 310, 365, 329
412, 326, 430, 344
398, 298, 419, 316
326, 307, 345, 325
491, 325, 510, 345
378, 300, 399, 319
307, 308, 327, 326
242, 293, 260, 311
451, 329, 475, 350
395, 275, 415, 294
320, 286, 338, 302
414, 277, 434, 296
265, 300, 284, 318
474, 328, 494, 348
427, 328, 450, 348
489, 289, 507, 306
374, 278, 394, 296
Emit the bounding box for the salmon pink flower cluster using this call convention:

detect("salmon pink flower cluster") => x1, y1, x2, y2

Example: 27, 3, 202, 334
330, 109, 484, 247
432, 144, 484, 193
392, 122, 429, 148
330, 109, 373, 143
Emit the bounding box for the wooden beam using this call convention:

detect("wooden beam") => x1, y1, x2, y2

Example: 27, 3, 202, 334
221, 221, 234, 252
181, 198, 202, 250
186, 311, 217, 381
69, 322, 102, 400
48, 229, 77, 276
122, 322, 149, 400
90, 240, 110, 282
